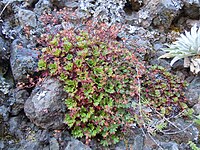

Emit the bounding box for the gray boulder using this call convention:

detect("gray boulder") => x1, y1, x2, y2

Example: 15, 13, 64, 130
160, 142, 179, 150
50, 138, 59, 150
10, 89, 29, 115
65, 139, 91, 150
9, 116, 24, 139
10, 39, 39, 83
34, 0, 52, 16
138, 0, 183, 29
186, 76, 200, 107
78, 0, 127, 24
24, 77, 66, 129
16, 8, 37, 28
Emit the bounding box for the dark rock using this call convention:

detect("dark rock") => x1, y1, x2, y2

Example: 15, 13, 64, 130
114, 128, 144, 150
9, 116, 24, 139
138, 0, 183, 29
186, 76, 200, 107
129, 0, 143, 11
24, 77, 66, 129
171, 59, 185, 70
10, 89, 29, 115
37, 130, 50, 145
115, 141, 126, 150
7, 115, 51, 150
183, 0, 200, 19
10, 39, 39, 83
0, 113, 6, 138
21, 141, 41, 150
23, 0, 39, 7
65, 139, 91, 150
150, 58, 171, 70
0, 36, 10, 63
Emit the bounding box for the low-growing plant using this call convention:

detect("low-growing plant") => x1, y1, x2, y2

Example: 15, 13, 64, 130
141, 66, 188, 117
36, 8, 191, 148
159, 24, 200, 74
188, 141, 200, 150
38, 13, 145, 145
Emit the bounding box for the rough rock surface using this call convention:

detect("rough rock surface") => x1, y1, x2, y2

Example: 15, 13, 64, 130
186, 77, 200, 107
78, 0, 127, 24
0, 36, 9, 63
10, 89, 29, 115
183, 0, 200, 19
129, 0, 143, 11
156, 118, 199, 143
34, 0, 52, 16
0, 75, 11, 95
16, 8, 37, 28
0, 0, 200, 149
10, 39, 39, 83
65, 139, 92, 150
138, 0, 183, 29
24, 77, 66, 129
50, 0, 79, 8
193, 103, 200, 115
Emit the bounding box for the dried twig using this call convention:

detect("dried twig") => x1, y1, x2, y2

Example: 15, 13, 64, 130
0, 1, 11, 19
151, 107, 181, 130
147, 132, 164, 150
161, 122, 195, 135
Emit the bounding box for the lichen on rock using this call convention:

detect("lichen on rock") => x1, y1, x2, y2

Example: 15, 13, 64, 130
78, 0, 127, 24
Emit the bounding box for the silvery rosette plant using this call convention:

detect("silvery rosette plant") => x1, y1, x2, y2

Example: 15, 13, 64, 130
159, 24, 200, 74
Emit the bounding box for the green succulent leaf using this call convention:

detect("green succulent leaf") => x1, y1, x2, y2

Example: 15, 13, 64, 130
65, 114, 75, 128
48, 63, 58, 74
53, 48, 61, 57
64, 62, 73, 71
105, 82, 115, 94
38, 59, 47, 70
75, 59, 83, 67
63, 41, 72, 52
72, 126, 84, 138
66, 54, 73, 60
65, 98, 77, 109
50, 37, 58, 46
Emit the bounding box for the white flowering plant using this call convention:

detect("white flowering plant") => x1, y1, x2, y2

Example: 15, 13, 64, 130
159, 24, 200, 74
